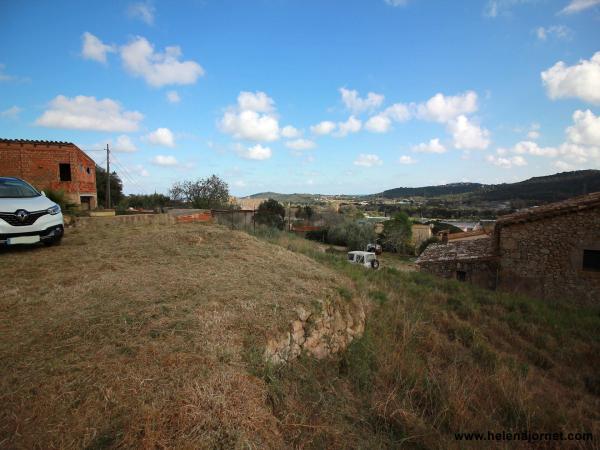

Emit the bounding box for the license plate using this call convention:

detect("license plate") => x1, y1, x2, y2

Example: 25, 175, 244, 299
6, 235, 40, 245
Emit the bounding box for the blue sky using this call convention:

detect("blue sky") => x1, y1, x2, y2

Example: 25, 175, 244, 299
1, 0, 599, 196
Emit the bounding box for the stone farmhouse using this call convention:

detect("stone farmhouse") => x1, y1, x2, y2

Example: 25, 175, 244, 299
0, 139, 97, 209
417, 192, 600, 304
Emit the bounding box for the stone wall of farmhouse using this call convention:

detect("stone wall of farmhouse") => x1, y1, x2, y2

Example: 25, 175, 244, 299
497, 208, 600, 304
419, 259, 497, 289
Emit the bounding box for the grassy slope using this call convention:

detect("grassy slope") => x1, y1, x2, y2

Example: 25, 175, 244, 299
2, 224, 599, 449
0, 223, 352, 449
252, 232, 600, 449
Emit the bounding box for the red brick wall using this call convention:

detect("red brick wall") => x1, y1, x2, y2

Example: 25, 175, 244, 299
0, 141, 97, 205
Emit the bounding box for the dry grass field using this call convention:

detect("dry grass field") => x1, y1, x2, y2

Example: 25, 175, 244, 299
2, 221, 599, 449
0, 222, 352, 449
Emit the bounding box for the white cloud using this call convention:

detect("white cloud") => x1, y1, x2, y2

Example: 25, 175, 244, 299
447, 115, 490, 150
398, 155, 417, 164
219, 91, 280, 142
501, 140, 558, 157
120, 36, 204, 87
553, 160, 575, 171
281, 125, 301, 138
166, 90, 180, 103
81, 32, 115, 64
339, 87, 384, 114
491, 110, 600, 168
559, 0, 600, 14
145, 127, 175, 148
237, 144, 272, 160
128, 2, 155, 24
565, 109, 600, 147
416, 91, 478, 123
383, 103, 412, 122
310, 120, 336, 135
220, 110, 279, 142
0, 106, 22, 119
354, 153, 382, 167
365, 114, 392, 133
133, 164, 150, 177
384, 0, 409, 5
411, 138, 447, 154
365, 103, 411, 133
0, 64, 28, 83
285, 139, 316, 150
541, 52, 600, 105
335, 115, 362, 137
486, 154, 528, 168
36, 95, 143, 132
535, 25, 571, 41
0, 64, 13, 82
484, 0, 538, 18
113, 135, 138, 152
151, 155, 178, 166
237, 91, 275, 113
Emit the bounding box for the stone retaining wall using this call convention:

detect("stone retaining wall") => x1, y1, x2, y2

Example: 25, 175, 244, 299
264, 296, 366, 364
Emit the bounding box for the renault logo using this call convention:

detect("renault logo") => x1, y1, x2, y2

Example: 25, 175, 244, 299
15, 209, 30, 222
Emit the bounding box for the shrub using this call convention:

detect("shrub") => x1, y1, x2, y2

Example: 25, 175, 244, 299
44, 188, 66, 210
255, 199, 286, 230
327, 220, 377, 250
417, 236, 440, 255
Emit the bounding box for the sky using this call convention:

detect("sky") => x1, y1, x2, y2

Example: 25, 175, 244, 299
1, 0, 599, 196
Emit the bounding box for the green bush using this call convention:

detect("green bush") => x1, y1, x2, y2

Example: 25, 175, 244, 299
44, 188, 66, 210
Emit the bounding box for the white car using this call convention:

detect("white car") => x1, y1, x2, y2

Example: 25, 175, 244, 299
0, 177, 64, 247
347, 251, 380, 269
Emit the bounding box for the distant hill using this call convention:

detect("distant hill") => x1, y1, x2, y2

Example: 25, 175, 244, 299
244, 192, 323, 203
475, 170, 600, 203
244, 170, 600, 205
381, 182, 484, 199
382, 170, 600, 203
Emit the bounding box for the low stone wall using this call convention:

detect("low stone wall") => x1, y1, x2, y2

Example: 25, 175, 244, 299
75, 213, 175, 228
264, 296, 366, 364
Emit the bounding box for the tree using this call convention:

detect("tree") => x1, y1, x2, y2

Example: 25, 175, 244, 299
169, 175, 230, 209
96, 166, 124, 208
327, 220, 377, 250
295, 205, 314, 221
382, 212, 413, 254
255, 199, 286, 230
118, 193, 171, 210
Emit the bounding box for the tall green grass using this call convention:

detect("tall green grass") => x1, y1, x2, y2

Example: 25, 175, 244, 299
249, 230, 600, 448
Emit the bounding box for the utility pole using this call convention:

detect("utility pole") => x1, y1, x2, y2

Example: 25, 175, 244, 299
105, 143, 111, 209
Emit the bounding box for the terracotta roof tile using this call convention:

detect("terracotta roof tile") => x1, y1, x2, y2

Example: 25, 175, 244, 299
496, 192, 600, 227
416, 236, 494, 264
0, 138, 74, 146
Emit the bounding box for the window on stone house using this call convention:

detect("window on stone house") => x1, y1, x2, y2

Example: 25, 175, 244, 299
59, 163, 71, 182
583, 250, 600, 272
456, 270, 467, 282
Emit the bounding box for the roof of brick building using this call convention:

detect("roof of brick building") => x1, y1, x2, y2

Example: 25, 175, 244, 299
416, 236, 495, 264
0, 138, 75, 146
496, 191, 600, 227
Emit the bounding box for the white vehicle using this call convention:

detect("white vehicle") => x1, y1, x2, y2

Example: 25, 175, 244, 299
0, 177, 64, 247
347, 251, 380, 269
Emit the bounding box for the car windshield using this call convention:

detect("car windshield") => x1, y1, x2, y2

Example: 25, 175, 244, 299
0, 179, 40, 198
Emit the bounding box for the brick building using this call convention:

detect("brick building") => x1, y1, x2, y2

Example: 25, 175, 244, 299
0, 139, 97, 209
417, 192, 600, 304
